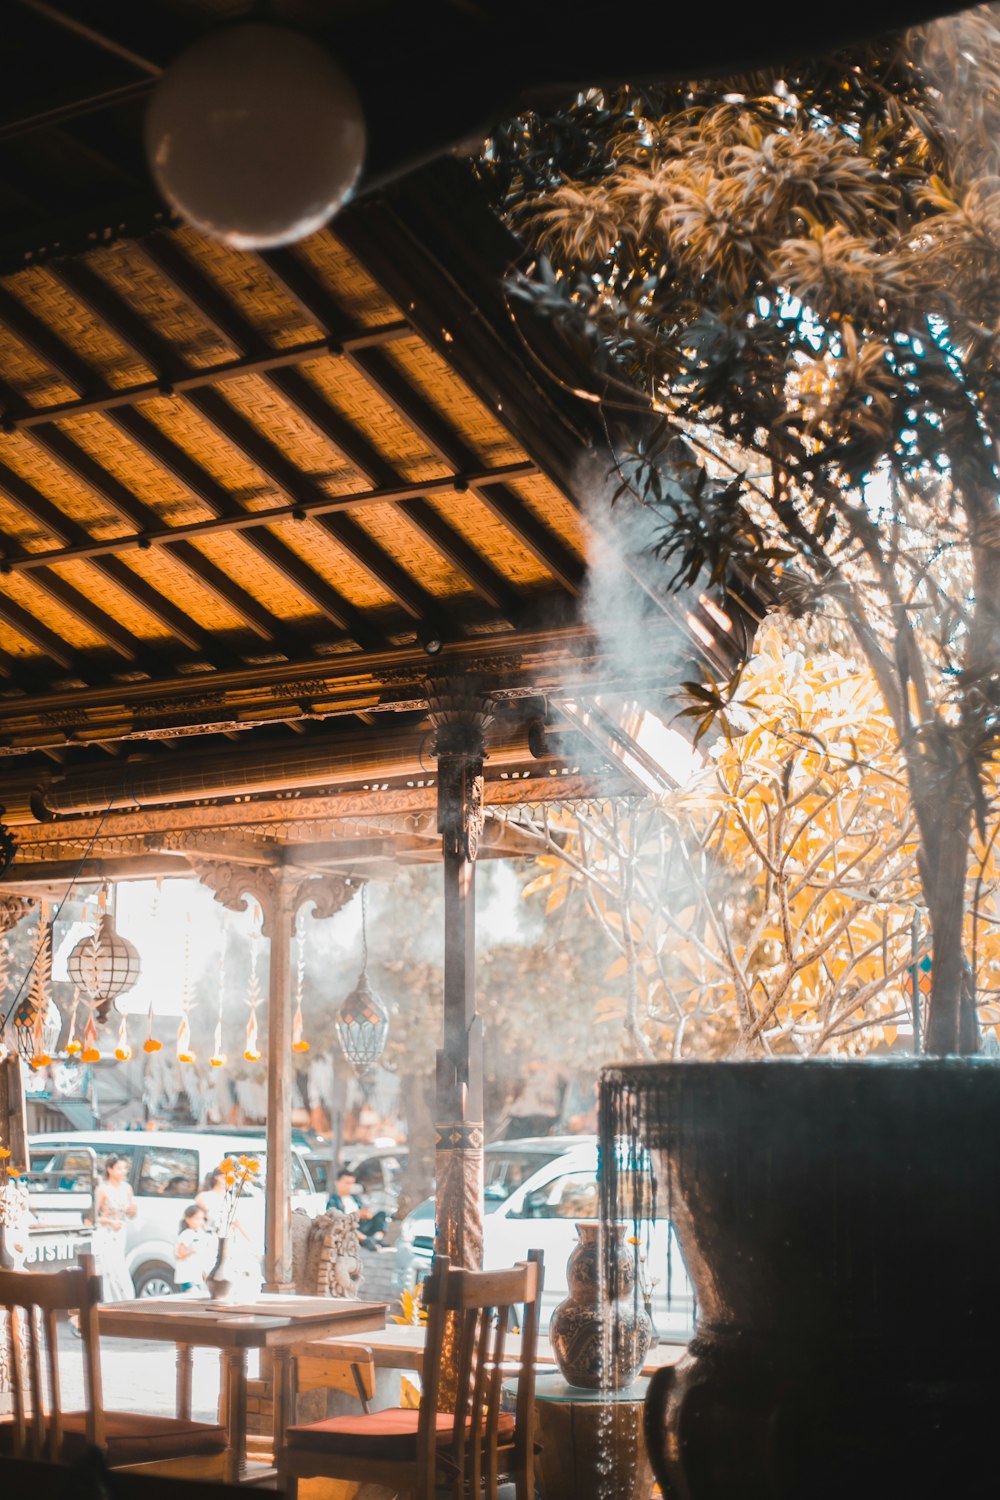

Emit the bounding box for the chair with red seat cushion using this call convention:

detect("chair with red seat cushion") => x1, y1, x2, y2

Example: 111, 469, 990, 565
0, 1256, 227, 1478
277, 1249, 543, 1500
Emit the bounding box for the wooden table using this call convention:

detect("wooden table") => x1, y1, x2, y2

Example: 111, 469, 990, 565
97, 1294, 386, 1483
305, 1321, 685, 1377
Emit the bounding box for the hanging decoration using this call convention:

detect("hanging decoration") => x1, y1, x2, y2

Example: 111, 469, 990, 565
81, 1010, 101, 1064
144, 998, 162, 1054
292, 912, 309, 1055
244, 905, 263, 1063
15, 902, 60, 1069
64, 988, 81, 1057
177, 912, 195, 1064
143, 881, 162, 1054
334, 884, 388, 1093
66, 887, 141, 1024
211, 915, 228, 1068
114, 1014, 132, 1062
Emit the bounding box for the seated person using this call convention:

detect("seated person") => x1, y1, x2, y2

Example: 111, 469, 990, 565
325, 1168, 388, 1249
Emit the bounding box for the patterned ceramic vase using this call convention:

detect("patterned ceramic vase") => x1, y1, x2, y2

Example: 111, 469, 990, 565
549, 1221, 652, 1389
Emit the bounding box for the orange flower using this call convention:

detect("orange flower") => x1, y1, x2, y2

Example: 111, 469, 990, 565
81, 1047, 101, 1063
143, 1038, 162, 1054
209, 1054, 225, 1068
6, 1165, 23, 1180
115, 1046, 132, 1061
0, 1147, 11, 1160
292, 1039, 309, 1053
177, 1051, 195, 1064
29, 1053, 51, 1070
219, 1158, 235, 1172
65, 1039, 82, 1056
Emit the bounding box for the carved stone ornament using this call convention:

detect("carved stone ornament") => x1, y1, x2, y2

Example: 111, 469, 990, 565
0, 895, 33, 935
192, 860, 359, 935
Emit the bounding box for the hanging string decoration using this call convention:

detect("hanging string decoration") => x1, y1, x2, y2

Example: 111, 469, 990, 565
64, 988, 82, 1057
176, 911, 195, 1064
292, 912, 309, 1055
115, 1014, 132, 1062
244, 905, 263, 1063
211, 914, 229, 1068
66, 886, 141, 1024
143, 881, 163, 1054
0, 932, 11, 1061
144, 997, 162, 1055
16, 902, 59, 1069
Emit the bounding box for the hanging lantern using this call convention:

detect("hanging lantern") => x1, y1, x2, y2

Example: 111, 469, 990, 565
67, 892, 141, 1023
144, 23, 366, 250
334, 885, 387, 1087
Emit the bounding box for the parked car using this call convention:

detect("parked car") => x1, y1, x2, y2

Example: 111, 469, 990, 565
395, 1136, 695, 1331
305, 1144, 407, 1217
28, 1129, 327, 1297
394, 1136, 589, 1295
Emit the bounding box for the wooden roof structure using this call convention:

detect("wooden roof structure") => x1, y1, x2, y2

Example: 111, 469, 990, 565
0, 3, 765, 895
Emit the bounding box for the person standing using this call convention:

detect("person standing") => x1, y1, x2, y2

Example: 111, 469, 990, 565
174, 1203, 212, 1292
93, 1154, 137, 1301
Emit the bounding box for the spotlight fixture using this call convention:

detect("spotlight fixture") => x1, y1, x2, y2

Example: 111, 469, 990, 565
417, 629, 444, 656
145, 23, 366, 249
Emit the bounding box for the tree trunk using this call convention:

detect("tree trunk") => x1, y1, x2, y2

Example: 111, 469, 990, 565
913, 761, 978, 1057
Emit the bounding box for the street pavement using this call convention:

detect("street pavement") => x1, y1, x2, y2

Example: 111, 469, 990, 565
57, 1322, 258, 1422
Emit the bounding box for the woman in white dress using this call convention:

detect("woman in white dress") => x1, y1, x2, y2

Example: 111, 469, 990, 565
92, 1154, 137, 1301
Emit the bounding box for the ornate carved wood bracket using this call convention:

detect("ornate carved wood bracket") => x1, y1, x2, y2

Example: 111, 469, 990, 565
191, 861, 360, 936
426, 676, 496, 862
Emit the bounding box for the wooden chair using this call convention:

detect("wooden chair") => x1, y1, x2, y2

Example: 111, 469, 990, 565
0, 1255, 228, 1478
277, 1250, 543, 1500
0, 1452, 258, 1499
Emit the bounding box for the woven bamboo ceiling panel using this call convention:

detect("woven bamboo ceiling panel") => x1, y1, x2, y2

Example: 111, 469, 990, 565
0, 3, 763, 879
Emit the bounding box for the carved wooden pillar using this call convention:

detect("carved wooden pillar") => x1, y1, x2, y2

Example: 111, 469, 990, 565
194, 863, 358, 1292
427, 679, 494, 1277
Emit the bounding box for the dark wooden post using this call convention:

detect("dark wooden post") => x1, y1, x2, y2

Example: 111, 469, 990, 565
428, 679, 495, 1274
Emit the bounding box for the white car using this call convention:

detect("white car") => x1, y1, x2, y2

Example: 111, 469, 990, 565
396, 1137, 695, 1336
28, 1129, 327, 1296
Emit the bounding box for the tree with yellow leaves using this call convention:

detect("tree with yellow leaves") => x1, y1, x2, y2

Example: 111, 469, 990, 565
486, 7, 1000, 1053
522, 625, 1000, 1056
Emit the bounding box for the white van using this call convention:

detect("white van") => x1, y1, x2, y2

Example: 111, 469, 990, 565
28, 1129, 326, 1296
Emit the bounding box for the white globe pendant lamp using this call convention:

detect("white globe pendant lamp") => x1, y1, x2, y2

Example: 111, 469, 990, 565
145, 23, 366, 250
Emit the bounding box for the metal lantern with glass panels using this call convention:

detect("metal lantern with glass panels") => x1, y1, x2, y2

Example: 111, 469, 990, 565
67, 911, 141, 1023
334, 885, 388, 1086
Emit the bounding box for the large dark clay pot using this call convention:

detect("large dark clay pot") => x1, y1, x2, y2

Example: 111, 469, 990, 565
549, 1221, 652, 1389
600, 1059, 1000, 1500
